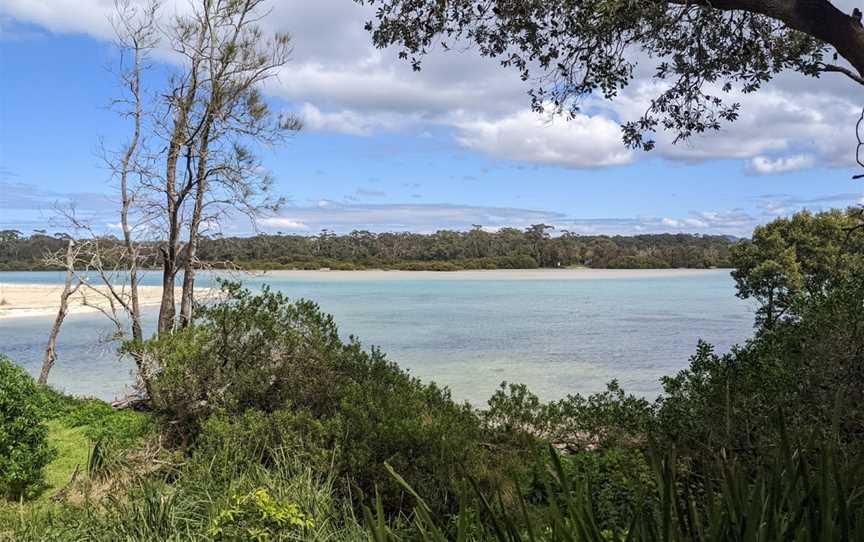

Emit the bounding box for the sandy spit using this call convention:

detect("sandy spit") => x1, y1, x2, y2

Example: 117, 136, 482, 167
0, 283, 211, 320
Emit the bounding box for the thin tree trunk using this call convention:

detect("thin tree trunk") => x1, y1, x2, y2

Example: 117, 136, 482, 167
180, 125, 211, 328
120, 38, 144, 344
118, 36, 149, 395
38, 240, 79, 385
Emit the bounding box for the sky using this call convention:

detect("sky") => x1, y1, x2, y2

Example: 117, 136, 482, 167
1, 0, 862, 238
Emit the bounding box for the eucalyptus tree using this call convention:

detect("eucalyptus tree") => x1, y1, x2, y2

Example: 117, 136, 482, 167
148, 0, 301, 332
358, 0, 864, 150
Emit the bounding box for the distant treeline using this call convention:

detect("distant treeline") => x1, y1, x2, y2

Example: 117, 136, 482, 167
0, 225, 736, 271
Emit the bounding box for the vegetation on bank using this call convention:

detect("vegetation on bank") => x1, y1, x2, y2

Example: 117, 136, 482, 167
0, 227, 734, 272
1, 208, 862, 541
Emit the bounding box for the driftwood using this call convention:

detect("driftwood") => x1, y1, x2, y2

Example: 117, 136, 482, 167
111, 394, 152, 412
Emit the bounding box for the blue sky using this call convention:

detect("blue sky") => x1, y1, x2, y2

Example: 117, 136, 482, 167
1, 1, 862, 237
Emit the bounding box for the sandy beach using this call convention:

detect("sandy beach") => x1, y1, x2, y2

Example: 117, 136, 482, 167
0, 283, 209, 320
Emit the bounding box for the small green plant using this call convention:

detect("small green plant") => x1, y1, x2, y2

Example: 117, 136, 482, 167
208, 487, 314, 541
0, 356, 55, 500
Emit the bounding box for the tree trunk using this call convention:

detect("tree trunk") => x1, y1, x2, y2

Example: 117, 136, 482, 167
180, 125, 211, 328
38, 240, 78, 385
158, 247, 176, 334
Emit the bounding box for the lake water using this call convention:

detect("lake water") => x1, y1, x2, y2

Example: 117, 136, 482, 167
0, 269, 755, 405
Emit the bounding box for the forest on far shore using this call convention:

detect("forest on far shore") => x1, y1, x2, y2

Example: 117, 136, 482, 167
0, 226, 736, 272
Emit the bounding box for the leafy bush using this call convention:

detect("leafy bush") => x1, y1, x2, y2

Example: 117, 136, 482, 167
192, 409, 333, 482
655, 269, 864, 470
145, 282, 349, 438
561, 447, 654, 534
0, 356, 55, 500
484, 381, 653, 452
144, 282, 503, 516
208, 487, 314, 541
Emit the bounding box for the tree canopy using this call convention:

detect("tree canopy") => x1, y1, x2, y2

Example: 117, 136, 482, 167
731, 207, 864, 327
358, 0, 864, 150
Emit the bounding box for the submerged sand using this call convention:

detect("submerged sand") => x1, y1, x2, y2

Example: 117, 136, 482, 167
0, 283, 209, 320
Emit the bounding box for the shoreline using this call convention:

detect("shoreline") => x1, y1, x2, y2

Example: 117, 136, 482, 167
0, 283, 213, 320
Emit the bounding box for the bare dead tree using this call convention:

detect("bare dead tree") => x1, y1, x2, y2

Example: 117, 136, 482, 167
51, 207, 159, 396
40, 1, 159, 393
108, 0, 159, 345
38, 240, 83, 385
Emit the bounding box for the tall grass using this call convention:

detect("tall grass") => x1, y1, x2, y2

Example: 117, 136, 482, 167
366, 435, 864, 541
2, 445, 366, 542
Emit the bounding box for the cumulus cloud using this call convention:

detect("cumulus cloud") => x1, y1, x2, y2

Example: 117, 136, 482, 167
299, 103, 409, 136
257, 217, 309, 231
749, 154, 815, 174
453, 110, 634, 168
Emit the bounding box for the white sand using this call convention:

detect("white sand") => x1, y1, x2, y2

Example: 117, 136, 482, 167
0, 283, 196, 320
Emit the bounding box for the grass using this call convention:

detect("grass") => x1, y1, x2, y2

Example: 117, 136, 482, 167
40, 421, 90, 501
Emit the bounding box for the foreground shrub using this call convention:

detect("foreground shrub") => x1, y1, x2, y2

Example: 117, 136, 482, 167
192, 409, 333, 481
655, 270, 864, 470
144, 282, 498, 516
0, 356, 54, 500
208, 487, 314, 540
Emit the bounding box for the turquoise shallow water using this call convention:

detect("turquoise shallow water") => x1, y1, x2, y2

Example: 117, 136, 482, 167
0, 270, 755, 405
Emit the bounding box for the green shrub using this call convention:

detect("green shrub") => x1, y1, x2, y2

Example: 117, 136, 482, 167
208, 487, 314, 541
145, 282, 350, 438
0, 356, 54, 500
192, 409, 333, 481
143, 282, 502, 516
561, 447, 654, 534
484, 381, 653, 451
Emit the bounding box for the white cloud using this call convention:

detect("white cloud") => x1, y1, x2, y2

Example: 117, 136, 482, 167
258, 217, 309, 231
454, 110, 633, 168
750, 154, 815, 174
299, 103, 408, 136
